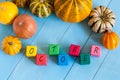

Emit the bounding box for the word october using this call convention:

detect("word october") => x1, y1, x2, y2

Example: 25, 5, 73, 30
25, 44, 101, 66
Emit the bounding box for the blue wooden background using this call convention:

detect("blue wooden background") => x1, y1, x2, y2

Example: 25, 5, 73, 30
0, 0, 120, 80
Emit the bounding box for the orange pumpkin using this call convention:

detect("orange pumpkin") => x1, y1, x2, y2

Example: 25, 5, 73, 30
1, 36, 22, 56
102, 32, 119, 50
54, 0, 92, 22
13, 14, 37, 39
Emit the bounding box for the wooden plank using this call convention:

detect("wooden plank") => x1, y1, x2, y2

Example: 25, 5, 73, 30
0, 6, 47, 80
0, 7, 26, 80
64, 0, 112, 80
7, 13, 71, 80
91, 0, 120, 80
7, 1, 112, 80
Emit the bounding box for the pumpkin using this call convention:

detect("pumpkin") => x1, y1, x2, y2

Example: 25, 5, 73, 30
1, 36, 22, 56
54, 0, 92, 22
88, 6, 115, 33
12, 0, 30, 8
29, 0, 53, 18
0, 1, 18, 24
102, 31, 119, 50
13, 14, 37, 39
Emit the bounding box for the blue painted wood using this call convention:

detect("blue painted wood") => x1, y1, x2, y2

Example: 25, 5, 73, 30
0, 0, 119, 80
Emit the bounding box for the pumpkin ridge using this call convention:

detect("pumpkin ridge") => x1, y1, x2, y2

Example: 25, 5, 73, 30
56, 0, 71, 15
112, 32, 119, 47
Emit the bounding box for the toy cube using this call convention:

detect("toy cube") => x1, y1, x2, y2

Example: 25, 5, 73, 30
80, 53, 90, 65
26, 46, 37, 57
69, 44, 81, 57
90, 45, 101, 57
36, 54, 47, 65
58, 54, 68, 65
49, 44, 59, 55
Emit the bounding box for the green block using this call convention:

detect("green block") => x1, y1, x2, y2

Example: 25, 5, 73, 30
49, 44, 59, 55
79, 53, 90, 65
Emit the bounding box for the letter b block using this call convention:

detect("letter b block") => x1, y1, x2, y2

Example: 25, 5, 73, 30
69, 44, 81, 57
26, 46, 37, 57
36, 54, 47, 65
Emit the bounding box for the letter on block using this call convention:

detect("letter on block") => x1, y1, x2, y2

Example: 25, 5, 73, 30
36, 54, 47, 65
80, 53, 90, 65
26, 46, 37, 57
58, 54, 68, 65
69, 44, 81, 57
49, 44, 59, 55
90, 45, 101, 57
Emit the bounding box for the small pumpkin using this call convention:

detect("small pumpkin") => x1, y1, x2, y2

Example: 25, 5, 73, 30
88, 6, 115, 33
0, 1, 18, 24
102, 31, 119, 50
29, 0, 53, 18
54, 0, 92, 22
13, 14, 37, 39
1, 36, 22, 56
12, 0, 30, 8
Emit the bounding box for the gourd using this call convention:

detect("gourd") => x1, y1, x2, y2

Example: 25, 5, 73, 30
1, 36, 22, 56
29, 0, 53, 18
0, 1, 18, 24
54, 0, 92, 22
12, 0, 30, 8
88, 6, 115, 33
102, 31, 119, 50
13, 14, 37, 39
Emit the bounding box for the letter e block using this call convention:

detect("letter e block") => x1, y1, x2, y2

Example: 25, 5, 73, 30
80, 53, 90, 65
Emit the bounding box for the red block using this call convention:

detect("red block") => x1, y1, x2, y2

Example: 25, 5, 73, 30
69, 44, 81, 57
36, 54, 47, 65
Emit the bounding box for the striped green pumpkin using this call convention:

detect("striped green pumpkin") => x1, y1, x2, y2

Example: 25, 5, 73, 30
29, 0, 53, 18
12, 0, 30, 8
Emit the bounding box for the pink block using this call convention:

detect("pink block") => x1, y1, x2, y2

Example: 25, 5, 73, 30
69, 44, 81, 57
90, 45, 101, 57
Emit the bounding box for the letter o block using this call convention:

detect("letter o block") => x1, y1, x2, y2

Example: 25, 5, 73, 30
26, 46, 37, 57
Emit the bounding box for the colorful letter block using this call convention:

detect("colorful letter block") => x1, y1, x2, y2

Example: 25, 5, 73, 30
26, 46, 37, 57
49, 44, 59, 55
90, 45, 101, 57
36, 54, 47, 65
79, 53, 90, 65
58, 54, 68, 65
69, 44, 81, 57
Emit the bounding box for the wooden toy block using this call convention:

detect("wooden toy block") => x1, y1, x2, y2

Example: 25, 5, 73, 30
49, 44, 59, 55
90, 45, 101, 57
58, 54, 68, 65
36, 54, 47, 65
26, 46, 37, 57
69, 44, 81, 57
79, 53, 90, 65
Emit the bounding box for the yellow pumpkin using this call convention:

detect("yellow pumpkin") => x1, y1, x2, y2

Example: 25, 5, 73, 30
1, 36, 22, 56
54, 0, 92, 22
102, 32, 119, 50
0, 2, 18, 24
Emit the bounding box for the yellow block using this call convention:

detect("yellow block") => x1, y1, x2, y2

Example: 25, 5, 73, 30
26, 46, 37, 57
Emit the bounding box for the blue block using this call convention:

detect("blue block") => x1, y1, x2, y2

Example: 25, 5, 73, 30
58, 53, 68, 65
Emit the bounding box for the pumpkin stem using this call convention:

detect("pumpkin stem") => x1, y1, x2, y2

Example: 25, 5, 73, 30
8, 42, 13, 45
40, 0, 44, 3
107, 29, 112, 33
18, 22, 23, 27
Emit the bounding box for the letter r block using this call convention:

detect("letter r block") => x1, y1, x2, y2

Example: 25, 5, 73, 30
90, 45, 101, 57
